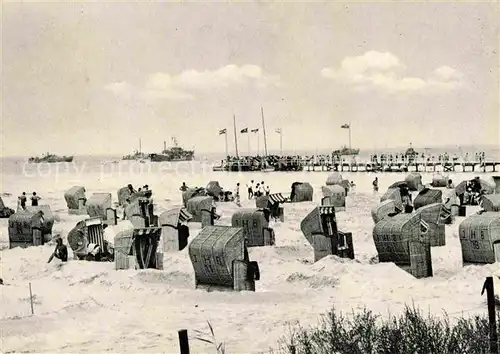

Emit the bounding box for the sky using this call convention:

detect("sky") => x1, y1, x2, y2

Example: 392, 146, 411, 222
2, 1, 499, 157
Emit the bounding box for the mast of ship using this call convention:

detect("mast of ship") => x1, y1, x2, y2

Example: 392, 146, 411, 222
163, 141, 166, 152
139, 138, 142, 154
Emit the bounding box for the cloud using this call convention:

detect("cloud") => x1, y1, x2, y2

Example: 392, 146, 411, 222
105, 64, 280, 101
321, 51, 465, 94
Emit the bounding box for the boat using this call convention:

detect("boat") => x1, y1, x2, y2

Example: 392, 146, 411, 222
122, 138, 150, 161
149, 137, 195, 162
122, 151, 149, 161
28, 153, 73, 163
332, 146, 360, 156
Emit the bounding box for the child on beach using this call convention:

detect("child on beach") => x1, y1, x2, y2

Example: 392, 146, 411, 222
372, 177, 379, 192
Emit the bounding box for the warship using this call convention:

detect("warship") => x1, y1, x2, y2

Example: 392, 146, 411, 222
332, 146, 360, 156
149, 137, 194, 162
122, 138, 149, 161
28, 153, 73, 163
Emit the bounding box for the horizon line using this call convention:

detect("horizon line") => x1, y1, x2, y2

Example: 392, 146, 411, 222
2, 144, 499, 159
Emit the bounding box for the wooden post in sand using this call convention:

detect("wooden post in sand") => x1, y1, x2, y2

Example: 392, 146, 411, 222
178, 329, 190, 354
29, 282, 34, 315
482, 277, 498, 353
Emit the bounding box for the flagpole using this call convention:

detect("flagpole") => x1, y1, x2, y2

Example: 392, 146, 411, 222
233, 114, 239, 158
261, 107, 268, 156
348, 122, 352, 151
280, 129, 283, 155
225, 132, 228, 158
257, 133, 260, 156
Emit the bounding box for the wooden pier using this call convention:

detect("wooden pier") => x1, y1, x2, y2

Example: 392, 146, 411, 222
304, 160, 500, 173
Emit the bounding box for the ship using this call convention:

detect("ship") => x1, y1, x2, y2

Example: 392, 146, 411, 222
332, 146, 360, 156
28, 153, 73, 163
404, 143, 418, 157
122, 151, 149, 161
149, 137, 194, 162
122, 138, 149, 161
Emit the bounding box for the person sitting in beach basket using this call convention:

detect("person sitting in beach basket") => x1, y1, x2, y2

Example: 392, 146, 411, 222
48, 238, 68, 263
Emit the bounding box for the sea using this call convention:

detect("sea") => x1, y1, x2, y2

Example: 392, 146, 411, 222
1, 146, 500, 353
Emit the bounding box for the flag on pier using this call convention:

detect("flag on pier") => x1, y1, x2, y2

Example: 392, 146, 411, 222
341, 124, 350, 129
275, 128, 282, 134
219, 129, 227, 135
251, 128, 259, 133
240, 128, 248, 134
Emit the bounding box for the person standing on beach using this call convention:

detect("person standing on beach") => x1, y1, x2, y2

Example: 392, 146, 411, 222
372, 177, 379, 192
259, 182, 265, 197
18, 192, 27, 210
234, 183, 241, 206
31, 192, 41, 206
179, 182, 189, 191
265, 184, 270, 196
247, 180, 254, 199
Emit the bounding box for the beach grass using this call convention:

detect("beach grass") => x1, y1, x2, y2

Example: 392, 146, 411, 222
276, 304, 494, 354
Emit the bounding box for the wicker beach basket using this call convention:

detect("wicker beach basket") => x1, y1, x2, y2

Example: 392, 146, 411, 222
0, 197, 14, 218
86, 193, 112, 220
455, 179, 495, 196
431, 174, 449, 188
372, 213, 425, 265
482, 195, 500, 212
255, 195, 269, 209
405, 172, 424, 191
67, 220, 87, 257
291, 182, 313, 203
206, 181, 223, 199
187, 196, 215, 223
64, 186, 86, 210
371, 199, 398, 224
182, 188, 207, 207
415, 203, 445, 246
158, 208, 192, 252
321, 185, 346, 210
300, 206, 338, 246
326, 173, 343, 186
493, 176, 500, 194
380, 188, 404, 212
189, 226, 255, 291
114, 227, 162, 270
459, 212, 500, 264
25, 205, 54, 236
409, 234, 433, 278
413, 188, 443, 210
117, 187, 132, 206
8, 210, 45, 248
231, 208, 274, 247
